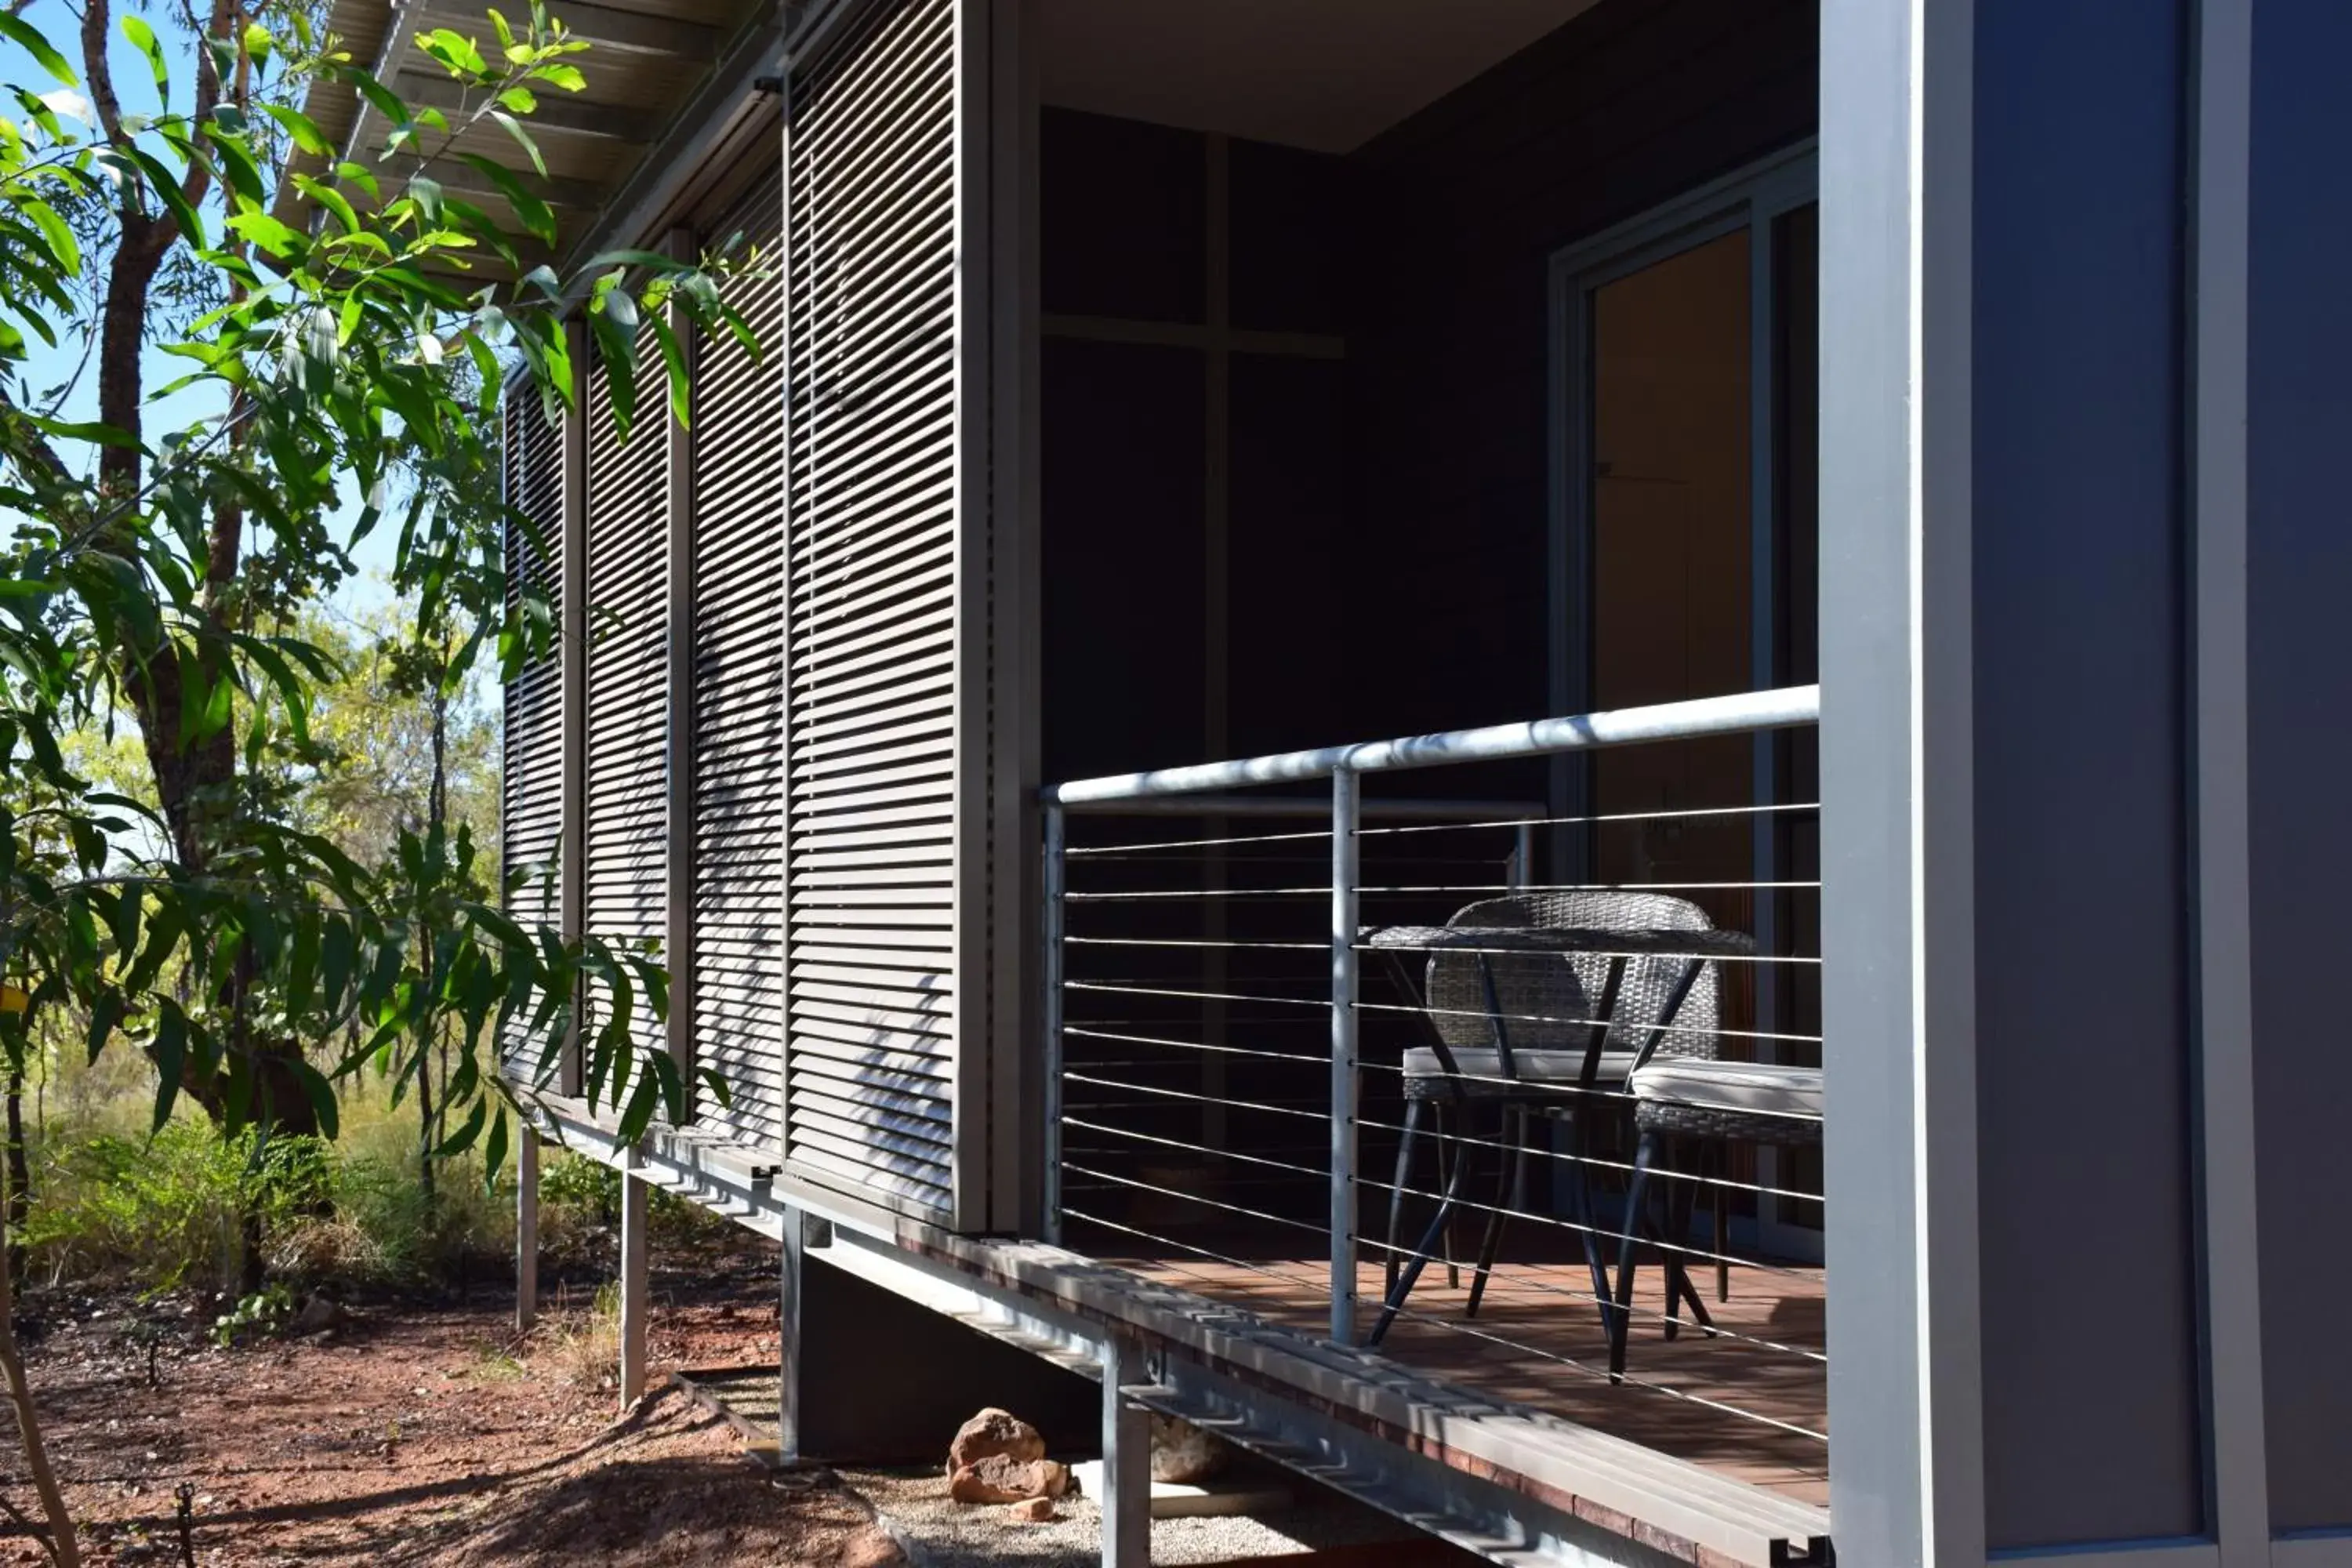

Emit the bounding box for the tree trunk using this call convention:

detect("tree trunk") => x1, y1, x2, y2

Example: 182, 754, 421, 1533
5, 1071, 26, 1287
0, 1137, 77, 1567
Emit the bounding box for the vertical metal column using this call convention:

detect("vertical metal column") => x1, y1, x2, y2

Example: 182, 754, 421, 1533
514, 1127, 539, 1330
1099, 1334, 1151, 1568
1329, 768, 1360, 1346
618, 1149, 649, 1410
1041, 802, 1065, 1247
558, 320, 589, 1098
663, 225, 699, 1098
779, 1207, 804, 1463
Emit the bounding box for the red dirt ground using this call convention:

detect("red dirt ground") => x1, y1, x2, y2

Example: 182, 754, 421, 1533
0, 1240, 901, 1566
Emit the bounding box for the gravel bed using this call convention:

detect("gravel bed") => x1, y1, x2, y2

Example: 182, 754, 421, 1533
845, 1463, 1412, 1566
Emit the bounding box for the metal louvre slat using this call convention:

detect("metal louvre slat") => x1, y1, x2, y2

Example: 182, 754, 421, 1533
582, 344, 670, 1068
691, 157, 789, 1156
502, 387, 566, 1073
782, 0, 963, 1222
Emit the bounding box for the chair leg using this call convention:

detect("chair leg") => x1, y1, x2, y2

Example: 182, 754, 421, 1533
1558, 1109, 1613, 1334
1713, 1143, 1730, 1305
1385, 1098, 1424, 1301
1370, 1105, 1474, 1348
1433, 1102, 1461, 1291
1658, 1142, 1714, 1341
1465, 1105, 1524, 1320
1608, 1130, 1660, 1381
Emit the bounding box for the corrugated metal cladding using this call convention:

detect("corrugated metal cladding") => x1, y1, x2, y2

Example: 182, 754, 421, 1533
690, 160, 789, 1156
782, 0, 965, 1218
500, 390, 566, 1083
582, 342, 670, 1072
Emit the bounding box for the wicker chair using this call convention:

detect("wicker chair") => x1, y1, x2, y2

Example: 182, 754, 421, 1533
1606, 1030, 1822, 1377
1364, 891, 1734, 1348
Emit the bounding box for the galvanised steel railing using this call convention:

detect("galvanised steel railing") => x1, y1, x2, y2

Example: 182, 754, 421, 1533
1038, 685, 1825, 1460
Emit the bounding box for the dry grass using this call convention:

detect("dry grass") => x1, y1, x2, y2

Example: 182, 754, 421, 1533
533, 1279, 623, 1392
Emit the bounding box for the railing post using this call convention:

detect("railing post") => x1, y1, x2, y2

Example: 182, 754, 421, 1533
1330, 768, 1360, 1345
1041, 800, 1066, 1247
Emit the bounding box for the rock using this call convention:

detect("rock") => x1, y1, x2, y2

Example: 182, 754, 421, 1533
947, 1454, 1070, 1505
1149, 1412, 1231, 1485
945, 1407, 1044, 1479
1006, 1496, 1057, 1524
286, 1296, 349, 1338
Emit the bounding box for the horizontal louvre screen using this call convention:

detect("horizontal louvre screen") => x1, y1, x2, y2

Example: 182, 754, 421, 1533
783, 0, 962, 1217
502, 385, 566, 1083
583, 343, 670, 1072
691, 162, 789, 1153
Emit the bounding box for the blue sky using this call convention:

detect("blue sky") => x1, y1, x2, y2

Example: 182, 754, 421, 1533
3, 0, 394, 604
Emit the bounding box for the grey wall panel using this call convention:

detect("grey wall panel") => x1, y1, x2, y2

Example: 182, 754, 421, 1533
691, 162, 789, 1157
2248, 0, 2352, 1534
583, 346, 672, 1072
501, 390, 568, 1084
1969, 0, 2201, 1547
1350, 0, 1815, 744
782, 0, 964, 1218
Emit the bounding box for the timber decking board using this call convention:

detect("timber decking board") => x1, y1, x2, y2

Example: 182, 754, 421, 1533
1116, 1254, 1828, 1508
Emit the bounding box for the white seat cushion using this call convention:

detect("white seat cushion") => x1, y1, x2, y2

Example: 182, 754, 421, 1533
1403, 1047, 1639, 1087
1627, 1058, 1823, 1120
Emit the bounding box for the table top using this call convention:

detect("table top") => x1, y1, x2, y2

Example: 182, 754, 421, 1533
1359, 924, 1757, 956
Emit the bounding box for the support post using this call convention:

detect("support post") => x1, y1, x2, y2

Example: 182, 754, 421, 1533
557, 319, 587, 1098
1329, 768, 1360, 1346
514, 1127, 539, 1330
1040, 803, 1065, 1246
662, 224, 698, 1100
619, 1149, 649, 1410
779, 1207, 803, 1463
1820, 0, 1985, 1560
1099, 1334, 1150, 1568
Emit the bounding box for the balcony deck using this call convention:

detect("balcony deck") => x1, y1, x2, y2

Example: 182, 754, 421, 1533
1114, 1252, 1828, 1507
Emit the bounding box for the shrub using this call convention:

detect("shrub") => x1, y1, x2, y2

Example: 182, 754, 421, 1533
22, 1123, 321, 1294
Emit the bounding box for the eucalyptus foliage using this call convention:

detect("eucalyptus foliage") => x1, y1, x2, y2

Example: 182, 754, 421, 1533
0, 1, 741, 1174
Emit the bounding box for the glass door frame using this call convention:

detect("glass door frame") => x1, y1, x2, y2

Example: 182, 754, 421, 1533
1544, 138, 1821, 1261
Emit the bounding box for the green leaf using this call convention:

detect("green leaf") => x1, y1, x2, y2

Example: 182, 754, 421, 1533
118, 145, 206, 247
496, 85, 536, 114
86, 992, 125, 1066
2, 14, 79, 87
616, 1053, 660, 1142
648, 312, 690, 429
151, 1003, 187, 1132
293, 174, 360, 236
418, 27, 489, 77
488, 110, 546, 177
533, 62, 586, 93
263, 103, 332, 158
456, 152, 554, 245
283, 1058, 340, 1141
226, 210, 306, 261
242, 20, 274, 67
434, 1096, 487, 1157
19, 198, 78, 275
121, 15, 169, 93
482, 1106, 510, 1183
208, 132, 267, 207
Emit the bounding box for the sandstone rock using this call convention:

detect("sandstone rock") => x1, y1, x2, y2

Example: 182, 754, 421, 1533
1006, 1497, 1056, 1524
948, 1454, 1070, 1505
945, 1407, 1044, 1479
1149, 1411, 1231, 1485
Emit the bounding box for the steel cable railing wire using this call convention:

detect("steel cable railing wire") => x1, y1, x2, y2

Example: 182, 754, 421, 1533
1051, 713, 1825, 1471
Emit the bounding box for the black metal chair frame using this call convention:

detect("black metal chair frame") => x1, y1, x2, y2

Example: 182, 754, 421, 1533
1363, 915, 1751, 1350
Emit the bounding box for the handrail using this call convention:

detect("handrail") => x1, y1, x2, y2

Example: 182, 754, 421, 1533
1055, 794, 1544, 821
1044, 685, 1820, 804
